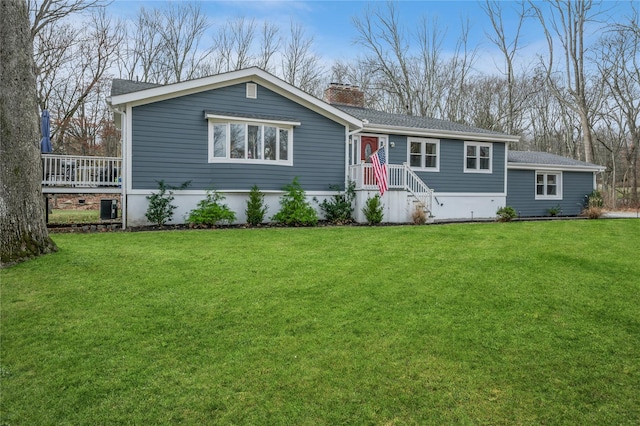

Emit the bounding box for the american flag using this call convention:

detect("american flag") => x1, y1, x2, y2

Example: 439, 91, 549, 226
371, 145, 388, 195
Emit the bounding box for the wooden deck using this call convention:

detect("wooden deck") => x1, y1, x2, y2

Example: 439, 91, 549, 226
42, 154, 123, 194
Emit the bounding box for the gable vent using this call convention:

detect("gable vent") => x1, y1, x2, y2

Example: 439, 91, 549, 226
246, 83, 257, 99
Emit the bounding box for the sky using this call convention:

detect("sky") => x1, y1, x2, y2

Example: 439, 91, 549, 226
108, 0, 637, 76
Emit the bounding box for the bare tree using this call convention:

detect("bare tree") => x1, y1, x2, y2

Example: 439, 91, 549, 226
442, 17, 477, 123
1, 0, 57, 266
414, 16, 448, 118
353, 2, 415, 115
213, 17, 258, 73
281, 21, 325, 96
481, 0, 528, 135
156, 2, 212, 83
117, 7, 165, 82
39, 10, 123, 153
596, 7, 640, 205
28, 0, 108, 38
530, 0, 600, 163
256, 21, 280, 73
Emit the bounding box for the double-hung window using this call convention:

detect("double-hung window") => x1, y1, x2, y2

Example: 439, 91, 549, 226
535, 171, 562, 200
464, 142, 492, 173
207, 114, 297, 165
408, 138, 439, 171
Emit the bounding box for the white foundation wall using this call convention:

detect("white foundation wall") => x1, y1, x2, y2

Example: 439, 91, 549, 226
353, 190, 417, 223
125, 191, 339, 226
430, 193, 505, 220
126, 190, 506, 226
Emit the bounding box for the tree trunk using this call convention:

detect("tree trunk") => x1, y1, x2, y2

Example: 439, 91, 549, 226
1, 0, 57, 267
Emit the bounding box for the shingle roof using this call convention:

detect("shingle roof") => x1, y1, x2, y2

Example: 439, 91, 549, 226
508, 151, 604, 169
110, 79, 162, 97
335, 105, 509, 136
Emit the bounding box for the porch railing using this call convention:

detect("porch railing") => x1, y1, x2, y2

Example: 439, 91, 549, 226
42, 154, 122, 188
349, 162, 433, 213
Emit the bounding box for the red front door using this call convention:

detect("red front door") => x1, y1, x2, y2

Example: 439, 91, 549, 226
360, 136, 378, 185
360, 136, 378, 163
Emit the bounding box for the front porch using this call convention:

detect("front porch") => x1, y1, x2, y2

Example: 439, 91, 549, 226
349, 163, 434, 218
41, 154, 123, 194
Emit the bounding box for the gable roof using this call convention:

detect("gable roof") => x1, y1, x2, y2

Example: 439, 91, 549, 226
508, 151, 605, 172
337, 105, 520, 143
108, 67, 362, 129
111, 79, 161, 97
108, 68, 521, 143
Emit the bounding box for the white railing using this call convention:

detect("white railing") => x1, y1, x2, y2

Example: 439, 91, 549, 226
42, 154, 122, 188
349, 162, 433, 212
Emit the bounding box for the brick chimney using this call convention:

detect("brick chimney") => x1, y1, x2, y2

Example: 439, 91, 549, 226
324, 83, 365, 108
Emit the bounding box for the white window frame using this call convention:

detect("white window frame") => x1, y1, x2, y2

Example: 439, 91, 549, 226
464, 141, 492, 173
535, 171, 563, 200
408, 137, 440, 171
207, 117, 296, 165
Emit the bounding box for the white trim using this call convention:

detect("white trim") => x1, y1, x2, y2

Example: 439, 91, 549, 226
110, 67, 363, 129
434, 192, 506, 197
508, 162, 605, 172
363, 124, 520, 144
464, 141, 493, 174
534, 170, 563, 200
207, 120, 293, 165
126, 188, 339, 196
126, 105, 133, 194
503, 144, 509, 196
246, 82, 257, 99
407, 137, 440, 172
204, 112, 300, 127
352, 133, 388, 165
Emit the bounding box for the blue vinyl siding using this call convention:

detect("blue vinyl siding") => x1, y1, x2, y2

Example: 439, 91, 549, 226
131, 83, 346, 191
507, 169, 594, 216
387, 135, 506, 193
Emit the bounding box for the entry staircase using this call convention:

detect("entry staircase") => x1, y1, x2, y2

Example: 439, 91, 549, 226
349, 163, 433, 215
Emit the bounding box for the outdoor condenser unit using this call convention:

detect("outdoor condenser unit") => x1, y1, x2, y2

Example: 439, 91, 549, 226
100, 199, 118, 220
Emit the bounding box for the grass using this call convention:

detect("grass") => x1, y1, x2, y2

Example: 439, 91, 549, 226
47, 209, 122, 225
1, 220, 639, 424
48, 209, 99, 224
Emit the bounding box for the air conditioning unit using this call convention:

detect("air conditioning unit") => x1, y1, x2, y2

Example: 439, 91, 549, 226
100, 199, 118, 220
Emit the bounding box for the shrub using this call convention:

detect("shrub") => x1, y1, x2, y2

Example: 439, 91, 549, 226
581, 190, 604, 219
496, 206, 517, 222
146, 180, 190, 226
318, 181, 356, 224
272, 177, 318, 226
585, 190, 604, 208
187, 188, 236, 226
245, 185, 268, 226
411, 205, 427, 224
362, 194, 384, 225
547, 204, 562, 217
582, 206, 603, 219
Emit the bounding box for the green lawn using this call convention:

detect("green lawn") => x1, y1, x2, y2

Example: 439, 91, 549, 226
2, 221, 639, 425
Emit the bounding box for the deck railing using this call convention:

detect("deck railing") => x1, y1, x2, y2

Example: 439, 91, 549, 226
349, 162, 433, 212
42, 154, 122, 188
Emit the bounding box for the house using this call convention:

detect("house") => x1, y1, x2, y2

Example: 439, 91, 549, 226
108, 67, 604, 227
507, 151, 605, 217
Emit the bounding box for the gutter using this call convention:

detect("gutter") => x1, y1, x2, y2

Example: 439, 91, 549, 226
363, 124, 521, 144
